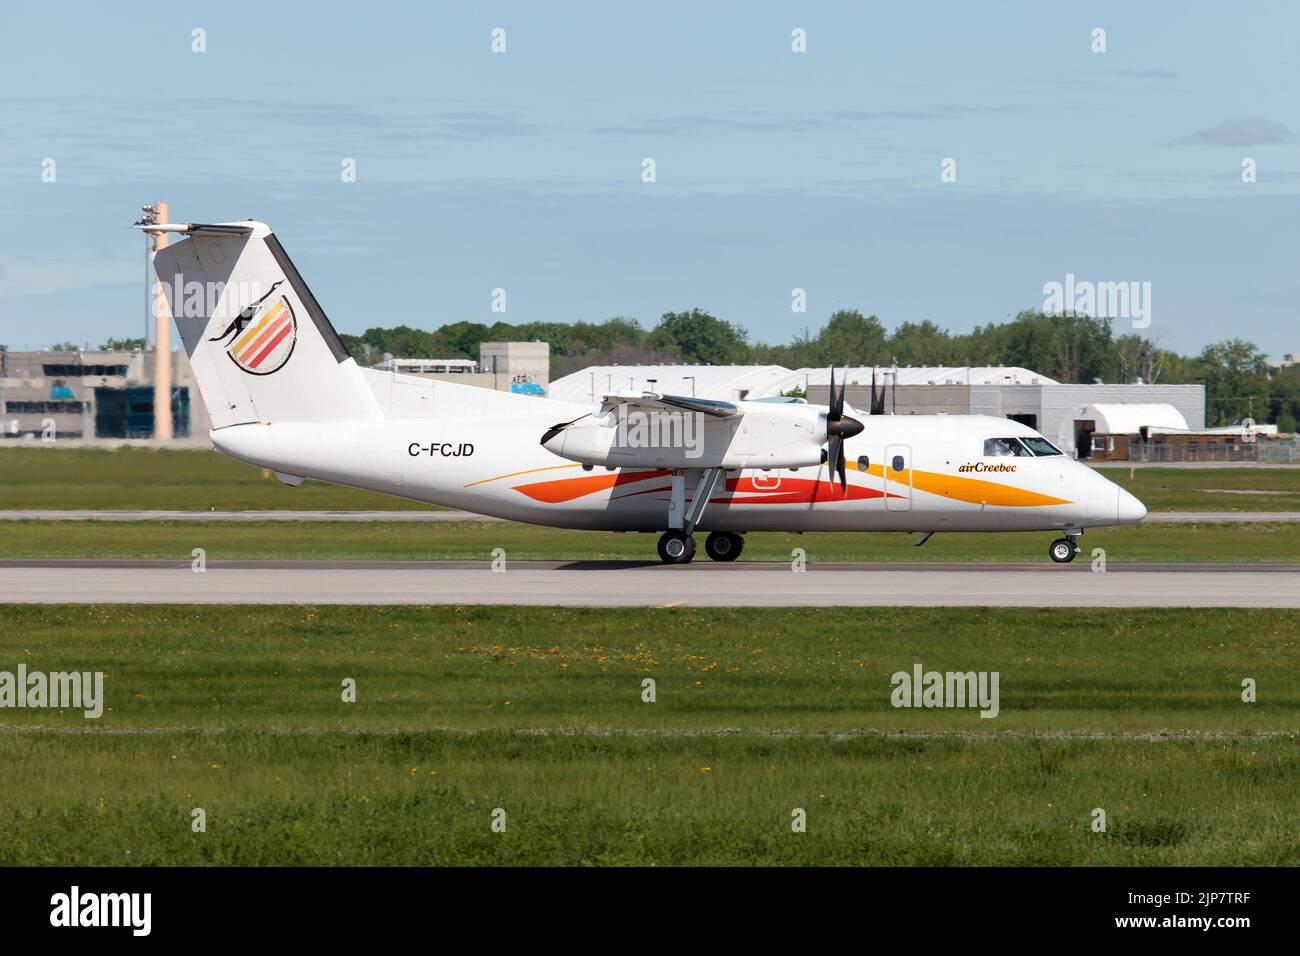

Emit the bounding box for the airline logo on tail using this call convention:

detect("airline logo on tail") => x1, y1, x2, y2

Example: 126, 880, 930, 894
210, 285, 297, 375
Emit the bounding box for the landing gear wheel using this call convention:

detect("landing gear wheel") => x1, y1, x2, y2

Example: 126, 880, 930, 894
1049, 538, 1078, 564
657, 531, 697, 564
704, 531, 744, 562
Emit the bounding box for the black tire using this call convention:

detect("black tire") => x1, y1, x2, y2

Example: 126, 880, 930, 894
1049, 538, 1077, 564
657, 531, 696, 564
704, 531, 744, 562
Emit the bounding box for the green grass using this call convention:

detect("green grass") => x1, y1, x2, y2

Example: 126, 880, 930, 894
1096, 465, 1300, 512
0, 447, 1296, 512
1, 605, 1296, 865
1, 518, 1296, 562
0, 446, 439, 511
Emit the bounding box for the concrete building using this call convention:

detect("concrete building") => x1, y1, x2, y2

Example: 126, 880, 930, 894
373, 342, 550, 396
0, 346, 209, 440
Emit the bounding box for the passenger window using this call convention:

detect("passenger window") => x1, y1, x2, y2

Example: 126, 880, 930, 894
891, 455, 904, 472
857, 455, 870, 471
983, 437, 1032, 457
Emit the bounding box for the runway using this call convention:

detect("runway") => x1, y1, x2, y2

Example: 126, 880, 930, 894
1, 559, 1296, 608
0, 509, 1294, 523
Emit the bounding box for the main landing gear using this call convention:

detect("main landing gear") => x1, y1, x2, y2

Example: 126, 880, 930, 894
1048, 532, 1082, 564
657, 530, 697, 564
656, 467, 747, 564
656, 530, 745, 564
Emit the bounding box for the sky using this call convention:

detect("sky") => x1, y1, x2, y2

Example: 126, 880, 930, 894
1, 1, 1298, 359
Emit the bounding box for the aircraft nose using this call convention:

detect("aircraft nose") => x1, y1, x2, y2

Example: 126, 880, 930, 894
1117, 486, 1147, 524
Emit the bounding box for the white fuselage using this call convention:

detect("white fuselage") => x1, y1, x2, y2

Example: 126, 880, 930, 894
210, 382, 1145, 535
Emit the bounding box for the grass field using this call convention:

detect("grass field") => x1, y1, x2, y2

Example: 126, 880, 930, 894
1, 447, 1298, 512
1, 518, 1296, 563
0, 447, 440, 511
1, 605, 1296, 865
1096, 465, 1300, 512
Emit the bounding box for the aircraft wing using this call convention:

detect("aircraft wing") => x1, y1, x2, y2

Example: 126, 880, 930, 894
598, 391, 741, 419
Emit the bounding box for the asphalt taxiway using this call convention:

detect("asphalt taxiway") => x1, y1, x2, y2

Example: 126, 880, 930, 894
0, 559, 1295, 608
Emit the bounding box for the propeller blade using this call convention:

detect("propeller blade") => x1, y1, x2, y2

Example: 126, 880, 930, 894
835, 440, 848, 492
827, 435, 843, 490
828, 366, 843, 420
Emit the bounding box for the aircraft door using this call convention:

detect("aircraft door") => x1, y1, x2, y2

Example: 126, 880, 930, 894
884, 444, 912, 511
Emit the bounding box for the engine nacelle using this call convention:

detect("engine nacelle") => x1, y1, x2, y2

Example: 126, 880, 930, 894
541, 400, 829, 470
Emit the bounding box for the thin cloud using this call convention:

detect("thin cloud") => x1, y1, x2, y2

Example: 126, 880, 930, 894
1174, 117, 1292, 146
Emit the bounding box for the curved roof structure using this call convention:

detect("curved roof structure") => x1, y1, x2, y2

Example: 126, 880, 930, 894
752, 366, 1058, 397
1080, 402, 1188, 434
551, 364, 1061, 404
548, 365, 793, 404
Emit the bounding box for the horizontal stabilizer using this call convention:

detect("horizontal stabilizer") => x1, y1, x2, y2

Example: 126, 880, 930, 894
136, 222, 255, 237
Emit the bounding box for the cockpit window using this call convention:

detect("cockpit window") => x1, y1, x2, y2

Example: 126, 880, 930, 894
983, 437, 1033, 457
1020, 436, 1064, 457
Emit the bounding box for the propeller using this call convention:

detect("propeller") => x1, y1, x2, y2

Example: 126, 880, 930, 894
869, 368, 886, 415
824, 366, 865, 492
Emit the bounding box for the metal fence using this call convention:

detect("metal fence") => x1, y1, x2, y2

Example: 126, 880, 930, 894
1129, 438, 1299, 463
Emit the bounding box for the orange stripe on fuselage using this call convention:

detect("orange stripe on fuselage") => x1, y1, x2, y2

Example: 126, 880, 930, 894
853, 461, 1070, 507
497, 461, 1070, 508
513, 469, 670, 504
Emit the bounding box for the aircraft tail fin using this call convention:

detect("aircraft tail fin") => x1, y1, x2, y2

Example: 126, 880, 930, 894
145, 221, 381, 429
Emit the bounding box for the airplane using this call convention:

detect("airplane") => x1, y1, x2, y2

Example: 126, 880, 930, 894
141, 219, 1147, 565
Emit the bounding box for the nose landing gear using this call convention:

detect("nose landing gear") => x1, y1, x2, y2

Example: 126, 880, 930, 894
1048, 533, 1082, 564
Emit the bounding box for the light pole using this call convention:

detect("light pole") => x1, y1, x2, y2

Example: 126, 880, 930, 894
134, 201, 172, 440
137, 204, 158, 346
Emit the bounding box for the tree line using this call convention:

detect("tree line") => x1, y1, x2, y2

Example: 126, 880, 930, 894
338, 309, 1297, 431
